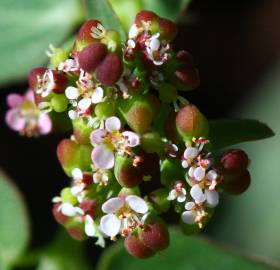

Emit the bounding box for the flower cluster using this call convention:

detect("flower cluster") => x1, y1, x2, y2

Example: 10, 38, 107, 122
7, 10, 252, 259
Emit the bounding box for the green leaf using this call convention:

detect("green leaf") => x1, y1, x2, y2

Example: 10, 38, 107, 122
0, 0, 82, 85
141, 0, 191, 20
209, 119, 274, 150
82, 0, 127, 41
0, 171, 30, 270
97, 229, 276, 270
36, 230, 91, 270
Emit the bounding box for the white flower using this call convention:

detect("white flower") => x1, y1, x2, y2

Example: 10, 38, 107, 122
167, 182, 186, 203
36, 69, 55, 97
58, 58, 79, 73
145, 33, 170, 65
84, 215, 105, 247
190, 184, 219, 207
93, 169, 109, 186
181, 146, 199, 168
70, 168, 86, 202
90, 116, 140, 169
59, 202, 84, 217
99, 195, 148, 238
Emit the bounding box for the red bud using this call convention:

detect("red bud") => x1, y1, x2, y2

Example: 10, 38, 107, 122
220, 149, 249, 173
28, 67, 47, 90
223, 170, 251, 195
159, 18, 177, 41
79, 200, 97, 219
135, 10, 159, 27
77, 19, 101, 43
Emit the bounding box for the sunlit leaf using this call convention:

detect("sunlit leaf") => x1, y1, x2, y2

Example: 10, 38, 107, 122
97, 229, 276, 270
0, 0, 82, 85
209, 119, 274, 150
82, 0, 126, 41
0, 171, 30, 269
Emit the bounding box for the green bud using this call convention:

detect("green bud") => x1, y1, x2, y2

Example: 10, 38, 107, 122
101, 30, 121, 52
148, 188, 170, 213
175, 104, 209, 142
141, 132, 163, 154
158, 83, 177, 103
160, 159, 185, 186
94, 100, 116, 119
72, 118, 93, 145
114, 155, 142, 188
50, 47, 68, 68
51, 94, 68, 112
60, 187, 78, 205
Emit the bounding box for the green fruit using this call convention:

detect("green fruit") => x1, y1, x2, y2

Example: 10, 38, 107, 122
94, 100, 116, 119
50, 48, 68, 68
51, 94, 68, 112
141, 132, 163, 154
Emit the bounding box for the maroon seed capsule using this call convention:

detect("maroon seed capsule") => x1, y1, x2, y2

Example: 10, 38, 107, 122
79, 200, 97, 219
220, 149, 249, 173
78, 43, 107, 73
77, 19, 102, 43
159, 18, 177, 41
96, 53, 123, 86
52, 203, 68, 225
135, 10, 159, 27
224, 170, 251, 195
124, 234, 155, 258
140, 221, 170, 251
175, 67, 200, 91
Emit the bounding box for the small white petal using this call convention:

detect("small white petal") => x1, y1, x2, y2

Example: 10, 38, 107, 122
122, 131, 140, 147
184, 147, 199, 159
126, 195, 148, 214
91, 145, 115, 169
181, 211, 195, 225
85, 215, 96, 237
60, 203, 77, 217
100, 214, 121, 237
78, 98, 91, 110
188, 166, 195, 178
190, 184, 206, 204
105, 116, 121, 132
194, 167, 205, 181
52, 196, 62, 203
127, 39, 136, 48
185, 202, 195, 211
72, 168, 83, 180
71, 185, 84, 196
68, 110, 77, 120
129, 24, 139, 39
167, 189, 177, 201
150, 35, 160, 51
207, 170, 218, 181
182, 160, 189, 168
102, 197, 124, 214
205, 190, 219, 208
92, 87, 104, 104
65, 86, 79, 100
90, 129, 107, 145
177, 195, 186, 203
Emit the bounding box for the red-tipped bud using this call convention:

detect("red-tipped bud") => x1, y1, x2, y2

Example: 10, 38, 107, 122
78, 43, 107, 73
77, 19, 101, 43
52, 203, 68, 225
114, 155, 143, 188
159, 18, 177, 41
28, 67, 47, 90
220, 149, 249, 173
124, 234, 155, 259
175, 104, 209, 142
223, 170, 251, 195
135, 10, 159, 27
140, 221, 169, 251
79, 200, 98, 219
96, 53, 123, 86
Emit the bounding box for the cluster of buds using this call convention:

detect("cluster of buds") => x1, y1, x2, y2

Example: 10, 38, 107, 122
6, 10, 251, 258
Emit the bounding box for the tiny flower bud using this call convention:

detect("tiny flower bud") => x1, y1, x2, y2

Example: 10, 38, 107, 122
175, 104, 209, 142
51, 94, 68, 112
50, 48, 69, 69
159, 18, 177, 41
96, 53, 123, 86
101, 30, 121, 52
61, 187, 78, 205
148, 188, 170, 213
52, 203, 69, 225
220, 149, 249, 173
119, 94, 160, 134
73, 118, 94, 145
94, 101, 116, 119
140, 220, 169, 251
223, 170, 251, 195
114, 155, 143, 188
124, 234, 155, 259
160, 159, 185, 186
78, 43, 108, 73
57, 139, 92, 176
141, 132, 163, 154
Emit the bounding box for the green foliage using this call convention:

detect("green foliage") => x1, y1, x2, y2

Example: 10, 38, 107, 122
209, 119, 274, 150
0, 171, 30, 270
97, 229, 276, 270
0, 0, 82, 84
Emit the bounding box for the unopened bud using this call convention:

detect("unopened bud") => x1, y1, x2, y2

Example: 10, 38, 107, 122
223, 170, 251, 195
220, 149, 249, 173
52, 203, 69, 225
159, 18, 177, 41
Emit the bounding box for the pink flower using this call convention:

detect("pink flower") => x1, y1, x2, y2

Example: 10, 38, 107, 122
90, 116, 140, 169
5, 90, 52, 137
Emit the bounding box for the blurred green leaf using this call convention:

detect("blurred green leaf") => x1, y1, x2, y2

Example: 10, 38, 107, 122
141, 0, 191, 20
36, 230, 90, 270
0, 0, 82, 85
209, 119, 274, 150
82, 0, 126, 41
0, 171, 30, 270
97, 229, 276, 270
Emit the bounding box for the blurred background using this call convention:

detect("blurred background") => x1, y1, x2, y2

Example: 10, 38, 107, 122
0, 0, 279, 269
